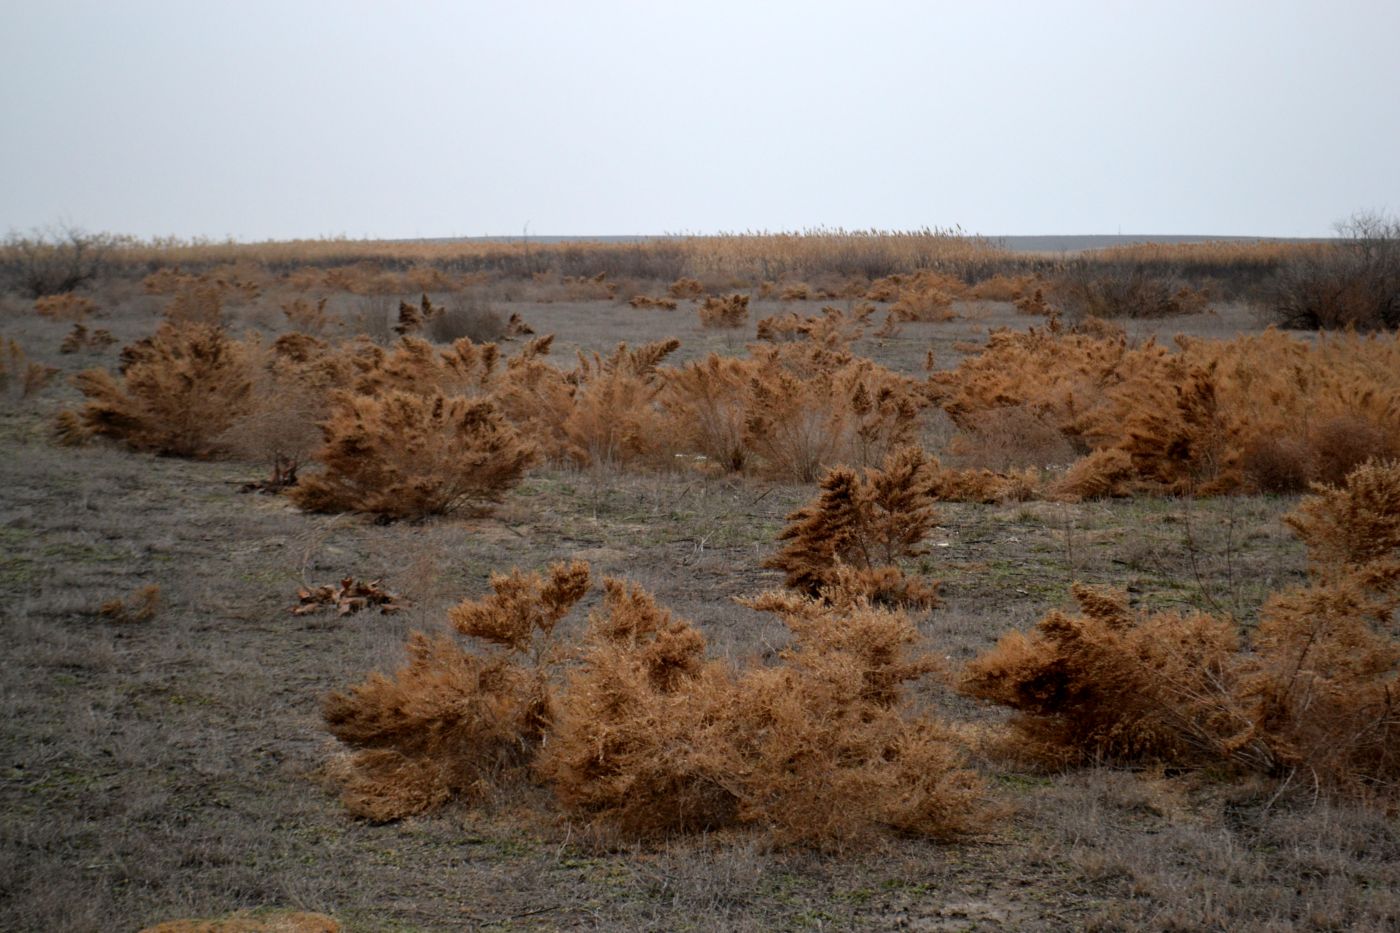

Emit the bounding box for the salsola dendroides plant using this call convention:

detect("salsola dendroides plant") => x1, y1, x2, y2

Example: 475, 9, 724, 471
291, 390, 536, 519
323, 561, 591, 821
963, 460, 1400, 800
697, 293, 749, 329
67, 323, 254, 457
765, 446, 941, 607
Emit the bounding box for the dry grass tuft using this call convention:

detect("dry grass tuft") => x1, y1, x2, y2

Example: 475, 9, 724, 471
97, 584, 161, 624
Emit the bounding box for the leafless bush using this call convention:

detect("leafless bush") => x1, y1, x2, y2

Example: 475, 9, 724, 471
1, 227, 117, 298
1052, 261, 1210, 319
429, 293, 507, 343
1267, 211, 1400, 330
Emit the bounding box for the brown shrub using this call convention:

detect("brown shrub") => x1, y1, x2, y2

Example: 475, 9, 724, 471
97, 584, 161, 623
627, 295, 679, 310
764, 447, 941, 607
660, 354, 751, 472
970, 274, 1038, 302
69, 323, 254, 457
668, 277, 706, 299
34, 292, 97, 321
724, 594, 986, 846
741, 340, 929, 481
59, 323, 116, 354
754, 305, 871, 343
324, 561, 591, 820
931, 326, 1400, 498
961, 584, 1252, 768
535, 578, 738, 837
778, 282, 812, 301
697, 293, 749, 329
965, 461, 1400, 799
290, 391, 536, 518
1012, 287, 1053, 316
281, 296, 332, 334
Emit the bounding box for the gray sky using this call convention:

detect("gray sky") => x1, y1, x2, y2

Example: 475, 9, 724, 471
3, 0, 1397, 239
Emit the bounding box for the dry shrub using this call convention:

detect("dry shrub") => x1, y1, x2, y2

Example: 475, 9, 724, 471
965, 461, 1400, 799
163, 281, 225, 326
933, 326, 1400, 497
697, 293, 749, 329
628, 295, 679, 311
930, 463, 1040, 504
291, 390, 536, 519
535, 578, 738, 837
497, 338, 680, 468
1012, 287, 1054, 316
428, 295, 506, 344
660, 354, 752, 472
887, 271, 961, 323
392, 293, 445, 336
1051, 263, 1211, 319
292, 578, 407, 617
325, 561, 987, 845
324, 561, 590, 820
0, 339, 60, 400
505, 311, 534, 337
754, 305, 870, 343
778, 282, 812, 301
34, 292, 97, 321
946, 403, 1075, 472
281, 296, 332, 334
58, 323, 116, 354
764, 447, 941, 608
970, 274, 1038, 302
722, 593, 988, 846
739, 338, 930, 481
69, 323, 254, 457
961, 584, 1251, 767
97, 584, 161, 623
668, 277, 706, 299
1267, 212, 1400, 330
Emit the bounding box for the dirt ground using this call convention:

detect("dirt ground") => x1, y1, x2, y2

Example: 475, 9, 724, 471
2, 287, 1398, 931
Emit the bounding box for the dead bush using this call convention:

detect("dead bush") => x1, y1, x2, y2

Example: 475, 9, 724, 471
964, 461, 1400, 799
281, 296, 332, 334
764, 447, 941, 608
34, 292, 97, 321
970, 274, 1038, 302
325, 561, 988, 845
427, 294, 506, 344
668, 277, 706, 299
1051, 261, 1211, 319
2, 227, 115, 297
59, 324, 117, 354
97, 584, 161, 624
627, 295, 679, 311
697, 293, 749, 329
1267, 212, 1400, 330
68, 323, 254, 457
290, 391, 536, 518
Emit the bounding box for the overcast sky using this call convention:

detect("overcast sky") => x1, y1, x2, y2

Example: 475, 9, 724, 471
2, 1, 1397, 240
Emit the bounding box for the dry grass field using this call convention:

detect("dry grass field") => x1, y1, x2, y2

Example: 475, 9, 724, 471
3, 234, 1399, 931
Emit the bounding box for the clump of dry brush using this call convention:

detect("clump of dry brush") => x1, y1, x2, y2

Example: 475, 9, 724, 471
962, 459, 1400, 801
764, 447, 943, 608
931, 325, 1400, 497
323, 560, 989, 847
